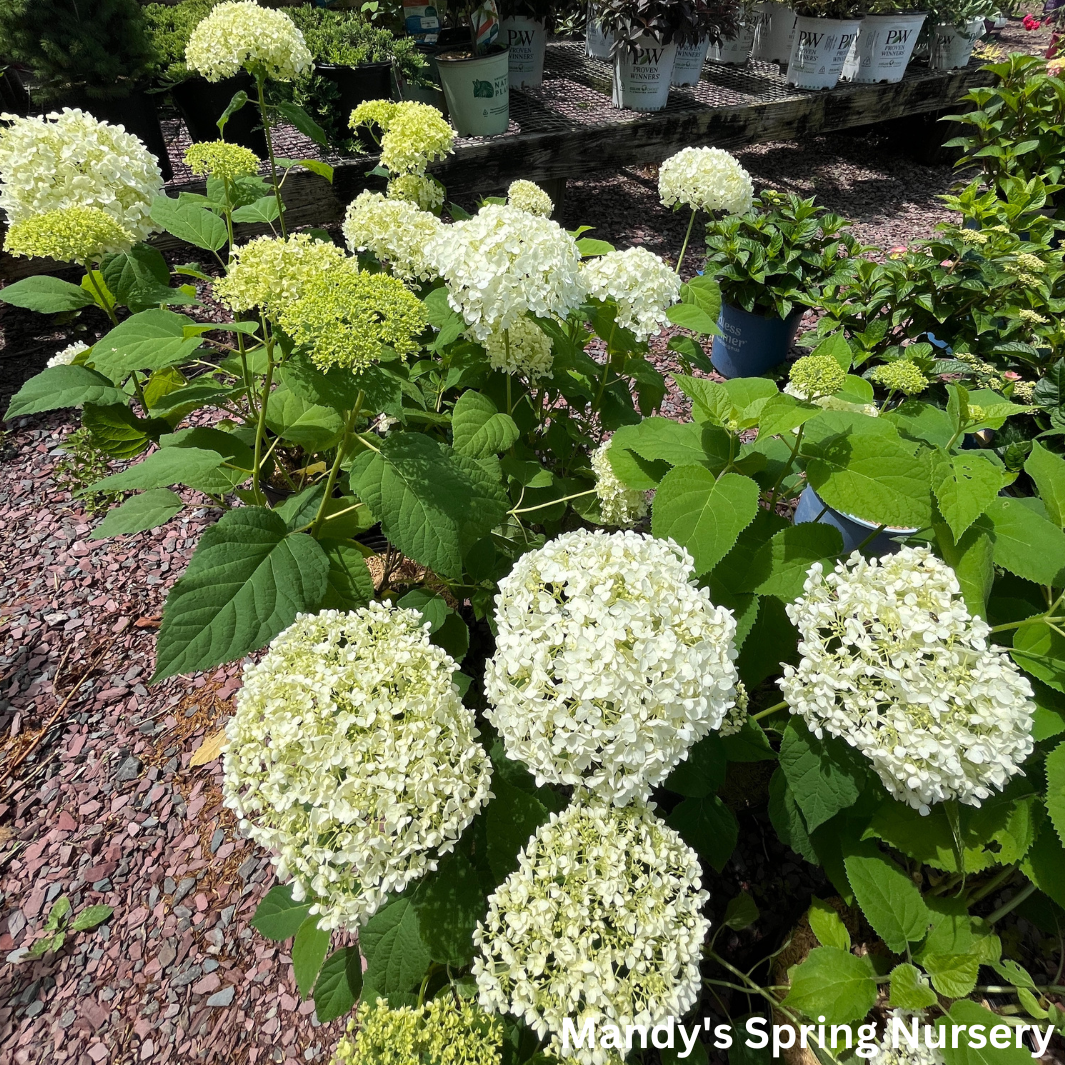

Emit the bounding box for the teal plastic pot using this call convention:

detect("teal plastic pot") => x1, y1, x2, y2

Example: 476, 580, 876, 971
436, 46, 510, 136
794, 485, 917, 555
710, 302, 804, 378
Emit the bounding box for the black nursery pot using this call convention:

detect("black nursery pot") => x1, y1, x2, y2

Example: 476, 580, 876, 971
49, 83, 174, 182
0, 64, 31, 115
317, 61, 394, 150
171, 72, 269, 159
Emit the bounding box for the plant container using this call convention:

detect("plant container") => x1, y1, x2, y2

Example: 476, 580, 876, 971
586, 14, 615, 58
842, 12, 925, 82
752, 1, 797, 65
786, 15, 861, 89
436, 46, 510, 136
671, 38, 711, 84
318, 62, 394, 114
708, 22, 757, 65
928, 17, 984, 70
501, 16, 547, 88
793, 485, 918, 555
710, 302, 805, 378
171, 73, 268, 158
612, 35, 677, 111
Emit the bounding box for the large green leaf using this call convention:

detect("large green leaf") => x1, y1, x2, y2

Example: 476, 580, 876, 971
611, 417, 729, 472
779, 720, 866, 833
90, 489, 183, 540
1025, 441, 1065, 528
6, 365, 126, 419
88, 446, 224, 493
265, 386, 344, 452
1022, 822, 1065, 909
782, 947, 878, 1025
756, 392, 821, 440
313, 948, 363, 1023
101, 245, 174, 312
350, 433, 508, 580
360, 898, 432, 994
888, 963, 938, 1010
805, 431, 931, 529
292, 917, 331, 999
319, 540, 376, 611
663, 733, 727, 798
807, 897, 851, 951
935, 518, 994, 620
279, 350, 363, 412
768, 769, 818, 864
486, 777, 550, 883
940, 1000, 1035, 1065
90, 309, 203, 381
665, 795, 738, 872
985, 496, 1065, 586
451, 391, 519, 458
159, 425, 254, 493
924, 951, 980, 998
0, 275, 95, 312
152, 508, 329, 680
1046, 740, 1065, 847
251, 884, 312, 941
652, 467, 759, 577
844, 851, 930, 953
737, 523, 844, 601
1013, 618, 1065, 692
81, 402, 156, 460
150, 195, 229, 252
411, 851, 487, 968
931, 449, 1007, 542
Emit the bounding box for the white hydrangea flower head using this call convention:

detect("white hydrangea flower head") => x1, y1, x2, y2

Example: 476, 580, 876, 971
780, 546, 1036, 814
482, 314, 554, 379
378, 101, 455, 176
342, 190, 443, 282
0, 108, 162, 241
424, 204, 585, 342
581, 247, 682, 342
222, 605, 493, 930
387, 172, 445, 213
473, 799, 710, 1065
46, 341, 90, 369
658, 146, 754, 216
869, 1012, 945, 1065
484, 529, 739, 805
591, 439, 649, 528
507, 179, 553, 217
185, 0, 312, 82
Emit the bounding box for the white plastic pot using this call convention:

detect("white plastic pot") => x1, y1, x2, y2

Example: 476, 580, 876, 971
843, 12, 926, 83
586, 15, 615, 59
929, 17, 984, 70
436, 47, 510, 136
752, 1, 797, 66
671, 37, 710, 85
708, 21, 757, 65
612, 35, 678, 110
501, 16, 547, 88
786, 14, 861, 89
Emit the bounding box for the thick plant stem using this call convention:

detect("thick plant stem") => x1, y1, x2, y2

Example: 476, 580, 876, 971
256, 75, 287, 239
987, 882, 1037, 925
85, 267, 118, 325
310, 393, 364, 538
752, 700, 788, 723
676, 208, 698, 277
252, 341, 276, 500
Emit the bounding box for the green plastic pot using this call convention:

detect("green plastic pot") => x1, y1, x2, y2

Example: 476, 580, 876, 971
435, 46, 510, 137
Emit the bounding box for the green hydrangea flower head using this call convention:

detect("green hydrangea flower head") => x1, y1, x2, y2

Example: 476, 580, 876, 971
184, 140, 260, 180
350, 99, 454, 174
507, 179, 553, 218
349, 99, 400, 133
968, 404, 986, 423
278, 261, 428, 372
869, 360, 929, 397
387, 173, 445, 213
4, 205, 134, 263
331, 996, 503, 1065
788, 355, 846, 400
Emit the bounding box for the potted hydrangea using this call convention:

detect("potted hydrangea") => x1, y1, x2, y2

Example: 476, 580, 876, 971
752, 0, 798, 65
842, 0, 926, 83
925, 0, 992, 69
786, 0, 862, 88
500, 0, 553, 87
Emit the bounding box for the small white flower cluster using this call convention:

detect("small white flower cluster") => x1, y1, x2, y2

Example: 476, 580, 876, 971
581, 247, 681, 342
473, 800, 709, 1065
658, 146, 754, 216
780, 547, 1036, 814
186, 0, 312, 82
342, 190, 442, 281
425, 204, 584, 342
506, 179, 554, 217
0, 108, 162, 241
46, 341, 90, 369
869, 1013, 944, 1065
783, 380, 879, 419
591, 439, 649, 528
222, 605, 493, 930
485, 529, 739, 806
482, 314, 554, 379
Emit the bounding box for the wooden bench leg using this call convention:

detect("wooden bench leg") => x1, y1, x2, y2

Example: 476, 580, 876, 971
539, 177, 568, 214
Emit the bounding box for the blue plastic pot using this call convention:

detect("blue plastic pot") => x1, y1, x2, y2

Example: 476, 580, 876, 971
711, 303, 805, 379
793, 485, 917, 556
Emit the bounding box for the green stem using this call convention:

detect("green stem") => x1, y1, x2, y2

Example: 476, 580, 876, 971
854, 523, 887, 554
986, 882, 1037, 925
510, 488, 597, 516
85, 266, 118, 325
252, 339, 276, 500
676, 208, 698, 277
766, 424, 805, 513
752, 699, 788, 723
310, 393, 364, 539
967, 865, 1018, 905
255, 74, 287, 239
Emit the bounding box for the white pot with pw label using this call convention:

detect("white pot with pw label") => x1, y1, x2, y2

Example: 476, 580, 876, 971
843, 12, 925, 82
586, 13, 615, 58
929, 16, 984, 70
501, 16, 547, 88
752, 1, 798, 65
671, 37, 711, 85
786, 15, 861, 89
612, 35, 678, 110
708, 21, 757, 65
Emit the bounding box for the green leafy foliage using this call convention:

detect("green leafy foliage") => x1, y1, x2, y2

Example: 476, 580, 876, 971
844, 851, 930, 953
782, 947, 878, 1025
6, 365, 126, 419
665, 795, 739, 872
90, 488, 183, 539
0, 275, 95, 312
360, 898, 432, 994
779, 720, 866, 833
251, 885, 313, 941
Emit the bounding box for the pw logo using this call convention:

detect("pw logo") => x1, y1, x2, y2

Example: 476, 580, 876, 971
507, 28, 536, 44
636, 47, 667, 63
886, 28, 913, 43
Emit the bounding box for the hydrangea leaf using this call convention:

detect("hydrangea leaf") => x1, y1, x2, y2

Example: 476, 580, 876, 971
664, 733, 727, 798
1045, 740, 1065, 847
89, 309, 204, 381
1022, 821, 1065, 909
737, 523, 844, 601
844, 851, 930, 953
87, 446, 225, 494
232, 195, 281, 224
292, 917, 331, 999
934, 518, 994, 620
652, 467, 759, 577
756, 392, 821, 440
81, 402, 157, 461
1025, 441, 1065, 528
6, 365, 126, 419
101, 245, 174, 312
985, 496, 1065, 586
361, 898, 432, 994
916, 896, 973, 960
931, 449, 1008, 543
888, 962, 938, 1010
265, 386, 344, 452
782, 947, 878, 1025
319, 540, 375, 612
451, 391, 519, 458
737, 595, 799, 689
1012, 618, 1065, 693
251, 884, 313, 941
779, 720, 866, 833
808, 897, 851, 951
665, 795, 738, 872
924, 951, 980, 998
721, 716, 776, 763
312, 948, 363, 1023
411, 852, 487, 968
486, 777, 550, 884
0, 275, 96, 312
723, 892, 759, 932
150, 195, 229, 252
152, 509, 329, 681
940, 1000, 1035, 1065
610, 417, 729, 473
768, 769, 818, 865
279, 350, 364, 412
90, 489, 184, 540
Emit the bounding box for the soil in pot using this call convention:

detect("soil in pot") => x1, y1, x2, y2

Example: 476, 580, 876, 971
171, 73, 268, 159
436, 46, 510, 137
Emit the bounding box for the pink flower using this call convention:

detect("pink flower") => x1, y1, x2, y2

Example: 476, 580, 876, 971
1049, 57, 1065, 76
1023, 14, 1042, 29
1004, 371, 1022, 380
888, 245, 907, 258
